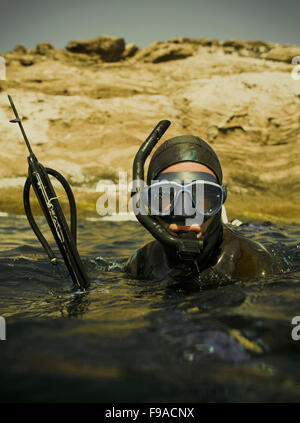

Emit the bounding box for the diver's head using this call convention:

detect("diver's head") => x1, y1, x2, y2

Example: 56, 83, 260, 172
146, 135, 226, 245
132, 122, 226, 266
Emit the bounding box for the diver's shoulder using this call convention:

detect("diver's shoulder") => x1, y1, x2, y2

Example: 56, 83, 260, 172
125, 240, 157, 278
220, 223, 276, 277
222, 224, 269, 253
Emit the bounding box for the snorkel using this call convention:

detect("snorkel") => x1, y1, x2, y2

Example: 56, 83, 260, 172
132, 121, 204, 262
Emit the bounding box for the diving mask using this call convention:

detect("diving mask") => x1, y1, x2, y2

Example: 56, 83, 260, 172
143, 172, 226, 224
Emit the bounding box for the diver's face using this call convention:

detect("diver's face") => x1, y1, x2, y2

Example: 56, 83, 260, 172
157, 162, 217, 239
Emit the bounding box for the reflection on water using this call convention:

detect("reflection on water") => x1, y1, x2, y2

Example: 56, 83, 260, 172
0, 214, 300, 402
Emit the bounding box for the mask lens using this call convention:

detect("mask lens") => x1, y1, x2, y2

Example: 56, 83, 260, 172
186, 182, 222, 215
158, 185, 175, 213
200, 183, 222, 214
146, 182, 179, 215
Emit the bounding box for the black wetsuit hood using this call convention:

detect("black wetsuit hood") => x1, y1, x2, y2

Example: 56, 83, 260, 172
147, 135, 223, 184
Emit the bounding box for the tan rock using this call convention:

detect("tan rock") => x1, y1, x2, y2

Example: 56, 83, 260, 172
36, 43, 54, 55
122, 43, 139, 59
135, 41, 194, 63
223, 39, 271, 51
13, 45, 27, 54
222, 40, 273, 59
65, 34, 125, 62
168, 37, 220, 46
262, 45, 300, 62
19, 56, 35, 66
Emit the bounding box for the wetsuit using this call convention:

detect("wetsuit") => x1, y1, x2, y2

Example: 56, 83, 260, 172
125, 224, 278, 284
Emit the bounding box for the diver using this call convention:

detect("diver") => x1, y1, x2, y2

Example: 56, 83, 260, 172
126, 121, 279, 285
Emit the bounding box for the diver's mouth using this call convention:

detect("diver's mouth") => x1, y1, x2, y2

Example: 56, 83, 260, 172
168, 224, 202, 239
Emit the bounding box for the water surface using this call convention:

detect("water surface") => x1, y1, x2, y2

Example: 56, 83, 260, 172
0, 214, 300, 402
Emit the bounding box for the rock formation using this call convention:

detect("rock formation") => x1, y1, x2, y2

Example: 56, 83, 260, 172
65, 35, 125, 62
0, 35, 299, 223
134, 41, 194, 63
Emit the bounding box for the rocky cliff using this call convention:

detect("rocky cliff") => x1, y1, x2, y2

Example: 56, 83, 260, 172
0, 35, 299, 223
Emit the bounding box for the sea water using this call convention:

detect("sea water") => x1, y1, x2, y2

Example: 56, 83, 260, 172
0, 214, 299, 402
